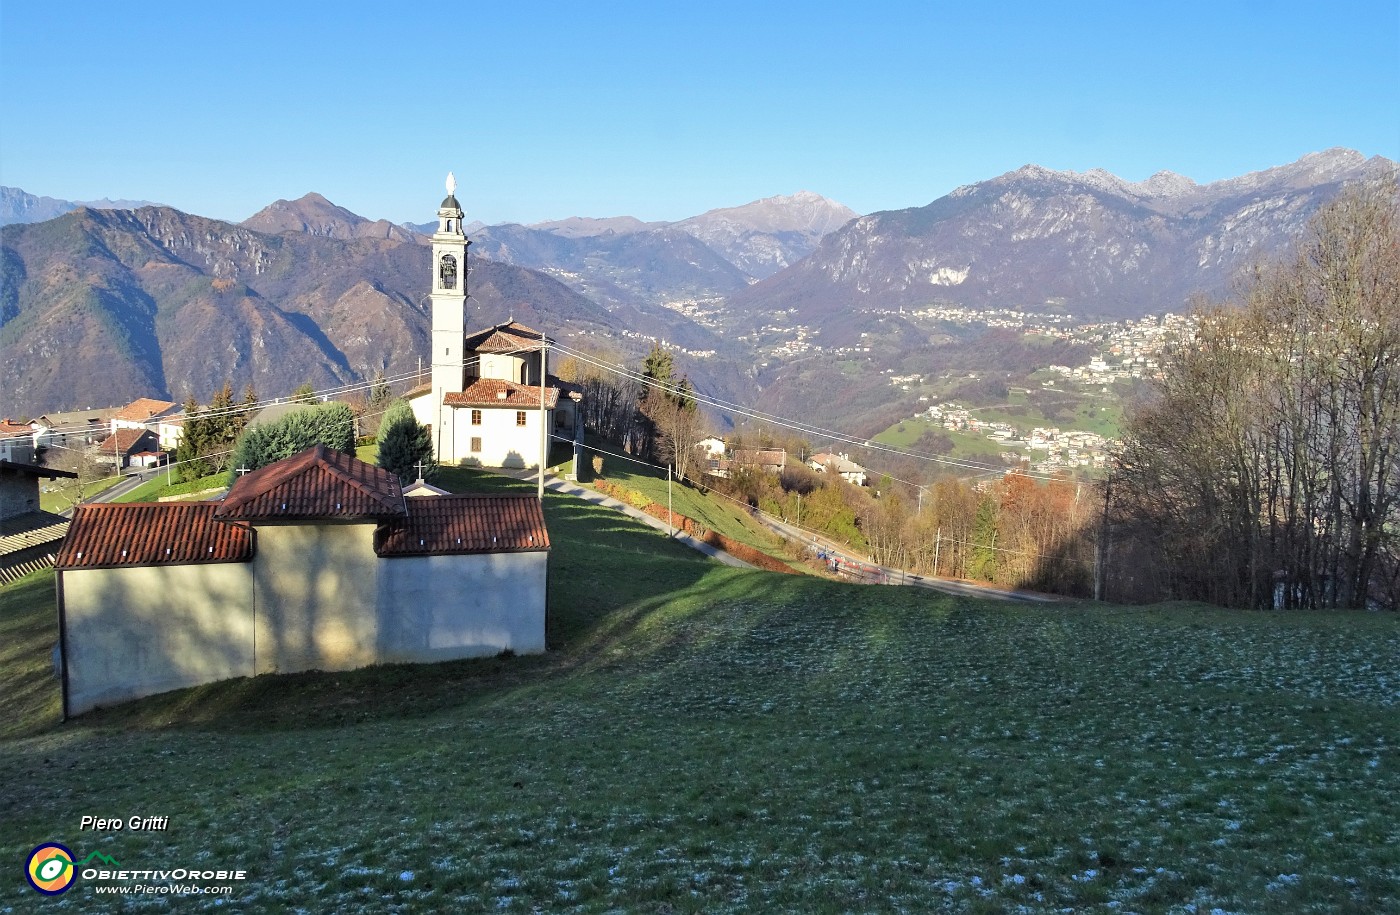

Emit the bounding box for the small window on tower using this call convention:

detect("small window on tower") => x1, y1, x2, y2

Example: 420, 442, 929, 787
471, 409, 482, 426
439, 254, 457, 290
516, 411, 527, 427
471, 437, 482, 453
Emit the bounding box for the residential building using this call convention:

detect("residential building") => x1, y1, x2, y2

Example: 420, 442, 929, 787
0, 420, 35, 464
809, 452, 869, 486
730, 449, 788, 474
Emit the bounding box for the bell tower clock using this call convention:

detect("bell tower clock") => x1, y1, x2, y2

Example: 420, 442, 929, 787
430, 172, 470, 460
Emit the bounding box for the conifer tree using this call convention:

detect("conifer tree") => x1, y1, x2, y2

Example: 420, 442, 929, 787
228, 403, 355, 483
376, 400, 435, 485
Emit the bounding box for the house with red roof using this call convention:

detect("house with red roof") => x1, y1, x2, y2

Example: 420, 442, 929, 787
111, 397, 184, 450
96, 427, 159, 469
0, 420, 36, 463
54, 444, 549, 717
405, 179, 584, 473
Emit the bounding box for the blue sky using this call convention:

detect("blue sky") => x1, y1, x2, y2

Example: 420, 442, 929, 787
2, 1, 1396, 226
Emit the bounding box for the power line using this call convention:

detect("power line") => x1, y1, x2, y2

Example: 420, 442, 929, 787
550, 340, 1072, 482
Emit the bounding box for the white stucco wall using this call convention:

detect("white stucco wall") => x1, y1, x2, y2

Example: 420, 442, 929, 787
61, 523, 548, 715
252, 523, 380, 675
450, 405, 549, 469
377, 551, 547, 662
61, 563, 255, 716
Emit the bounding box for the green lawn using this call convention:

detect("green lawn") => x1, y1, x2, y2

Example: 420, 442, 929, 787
874, 417, 1015, 464
112, 470, 229, 503
37, 474, 124, 514
3, 482, 1398, 911
582, 449, 790, 559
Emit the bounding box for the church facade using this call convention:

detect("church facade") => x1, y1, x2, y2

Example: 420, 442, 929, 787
407, 175, 583, 471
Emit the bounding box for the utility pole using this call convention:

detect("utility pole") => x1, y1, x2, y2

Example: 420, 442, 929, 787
933, 527, 942, 578
667, 464, 673, 537
1094, 476, 1112, 601
538, 340, 548, 503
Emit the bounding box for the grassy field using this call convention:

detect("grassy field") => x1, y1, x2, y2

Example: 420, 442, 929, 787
581, 449, 791, 560
874, 417, 1013, 463
37, 474, 124, 515
111, 470, 229, 503
2, 477, 1398, 911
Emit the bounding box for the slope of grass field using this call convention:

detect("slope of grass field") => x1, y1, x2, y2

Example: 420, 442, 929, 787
2, 472, 1398, 912
581, 448, 793, 562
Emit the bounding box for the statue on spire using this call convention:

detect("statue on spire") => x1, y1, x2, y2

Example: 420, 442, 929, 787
446, 172, 457, 197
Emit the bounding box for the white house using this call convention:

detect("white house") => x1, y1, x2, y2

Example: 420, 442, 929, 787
406, 175, 583, 472
0, 420, 35, 464
695, 437, 726, 460
809, 452, 869, 487
54, 444, 550, 717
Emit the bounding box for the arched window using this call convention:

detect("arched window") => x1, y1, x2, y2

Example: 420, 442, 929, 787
439, 254, 457, 290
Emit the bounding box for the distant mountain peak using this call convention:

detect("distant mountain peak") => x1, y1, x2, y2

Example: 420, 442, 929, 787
527, 215, 660, 238
242, 192, 416, 242
672, 191, 858, 278
0, 186, 163, 227
738, 147, 1393, 329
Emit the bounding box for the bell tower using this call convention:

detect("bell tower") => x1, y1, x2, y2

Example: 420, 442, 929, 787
430, 173, 469, 460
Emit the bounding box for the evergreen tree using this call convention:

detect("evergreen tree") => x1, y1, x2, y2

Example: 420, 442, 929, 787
376, 400, 435, 484
173, 395, 209, 481
228, 403, 355, 483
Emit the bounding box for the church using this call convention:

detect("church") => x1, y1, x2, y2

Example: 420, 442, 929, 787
407, 175, 583, 472
54, 444, 551, 717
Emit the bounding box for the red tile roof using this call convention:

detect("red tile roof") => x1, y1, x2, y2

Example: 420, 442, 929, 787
216, 444, 405, 521
376, 494, 549, 556
114, 398, 178, 422
0, 420, 32, 439
463, 321, 549, 354
403, 382, 432, 400
444, 379, 561, 409
103, 428, 156, 456
55, 503, 253, 569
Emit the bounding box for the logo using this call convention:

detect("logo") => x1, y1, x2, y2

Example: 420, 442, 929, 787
26, 843, 77, 896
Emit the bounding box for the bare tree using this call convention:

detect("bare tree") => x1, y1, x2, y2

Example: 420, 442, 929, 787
1113, 175, 1399, 609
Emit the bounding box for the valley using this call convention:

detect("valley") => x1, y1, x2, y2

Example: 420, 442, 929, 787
2, 149, 1390, 487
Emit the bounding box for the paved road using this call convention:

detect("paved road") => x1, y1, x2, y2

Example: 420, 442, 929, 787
749, 503, 1058, 603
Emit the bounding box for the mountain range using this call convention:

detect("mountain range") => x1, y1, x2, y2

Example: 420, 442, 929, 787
0, 187, 164, 227
730, 149, 1393, 345
0, 205, 733, 416
2, 150, 1391, 421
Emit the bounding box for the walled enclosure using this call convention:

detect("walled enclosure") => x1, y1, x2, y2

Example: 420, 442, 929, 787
61, 562, 255, 715
61, 532, 548, 716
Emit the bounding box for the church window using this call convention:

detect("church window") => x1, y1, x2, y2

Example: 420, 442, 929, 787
471, 437, 482, 453
516, 411, 527, 427
439, 254, 457, 290
471, 410, 482, 426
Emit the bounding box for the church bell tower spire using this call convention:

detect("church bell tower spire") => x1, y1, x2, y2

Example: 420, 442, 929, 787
430, 172, 470, 459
